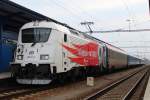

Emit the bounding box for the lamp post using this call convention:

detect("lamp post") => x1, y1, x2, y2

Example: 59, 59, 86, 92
126, 19, 131, 31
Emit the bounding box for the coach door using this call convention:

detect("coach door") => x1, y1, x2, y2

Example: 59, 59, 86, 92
102, 45, 108, 69
98, 46, 102, 65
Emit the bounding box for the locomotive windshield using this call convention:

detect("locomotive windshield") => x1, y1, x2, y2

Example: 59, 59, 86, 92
22, 28, 51, 43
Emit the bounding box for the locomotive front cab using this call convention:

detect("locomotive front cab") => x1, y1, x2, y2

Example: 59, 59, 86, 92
11, 22, 58, 84
20, 28, 52, 62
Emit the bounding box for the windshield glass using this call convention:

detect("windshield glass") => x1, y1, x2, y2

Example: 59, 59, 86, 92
22, 28, 51, 43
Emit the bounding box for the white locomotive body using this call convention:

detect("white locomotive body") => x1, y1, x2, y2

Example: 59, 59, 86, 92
11, 21, 137, 85
11, 21, 105, 84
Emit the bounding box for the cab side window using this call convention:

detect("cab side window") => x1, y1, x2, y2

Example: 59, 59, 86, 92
64, 34, 67, 42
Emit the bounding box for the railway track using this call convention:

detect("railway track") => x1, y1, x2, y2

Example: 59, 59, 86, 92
11, 66, 146, 100
0, 78, 35, 99
84, 67, 150, 100
0, 85, 53, 100
0, 79, 57, 100
0, 77, 80, 99
0, 66, 147, 100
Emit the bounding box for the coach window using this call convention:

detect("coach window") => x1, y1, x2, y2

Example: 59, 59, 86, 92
64, 34, 67, 42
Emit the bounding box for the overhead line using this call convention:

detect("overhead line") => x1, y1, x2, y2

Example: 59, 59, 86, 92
84, 28, 150, 33
50, 0, 83, 21
121, 0, 132, 17
109, 41, 150, 43
119, 46, 150, 48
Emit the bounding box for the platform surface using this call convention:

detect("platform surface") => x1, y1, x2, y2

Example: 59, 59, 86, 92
144, 76, 150, 100
0, 72, 11, 79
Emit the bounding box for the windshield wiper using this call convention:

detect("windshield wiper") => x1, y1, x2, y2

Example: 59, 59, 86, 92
31, 41, 37, 47
31, 32, 38, 47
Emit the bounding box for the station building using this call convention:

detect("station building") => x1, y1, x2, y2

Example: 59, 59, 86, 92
0, 0, 62, 73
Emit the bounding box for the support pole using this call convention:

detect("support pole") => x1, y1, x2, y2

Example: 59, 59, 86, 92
149, 0, 150, 14
0, 18, 3, 64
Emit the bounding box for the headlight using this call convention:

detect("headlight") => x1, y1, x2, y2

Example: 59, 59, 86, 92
40, 55, 49, 60
17, 44, 24, 54
17, 55, 23, 60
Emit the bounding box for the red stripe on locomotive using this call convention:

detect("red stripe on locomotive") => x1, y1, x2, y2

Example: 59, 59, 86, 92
62, 42, 99, 66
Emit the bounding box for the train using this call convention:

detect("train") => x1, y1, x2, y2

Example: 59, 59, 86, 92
10, 20, 144, 85
127, 55, 144, 67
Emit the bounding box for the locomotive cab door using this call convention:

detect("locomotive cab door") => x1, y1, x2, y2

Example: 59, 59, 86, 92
62, 33, 69, 72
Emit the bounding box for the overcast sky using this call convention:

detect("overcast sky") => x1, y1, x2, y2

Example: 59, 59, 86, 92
11, 0, 150, 59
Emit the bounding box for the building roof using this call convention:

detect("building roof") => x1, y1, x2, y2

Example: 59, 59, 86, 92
0, 0, 73, 33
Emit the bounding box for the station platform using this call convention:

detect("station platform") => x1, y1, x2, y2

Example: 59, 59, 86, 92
0, 72, 11, 79
144, 76, 150, 100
